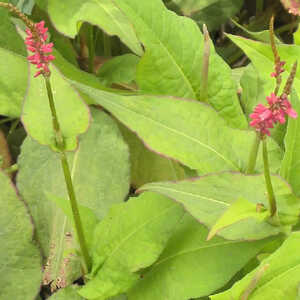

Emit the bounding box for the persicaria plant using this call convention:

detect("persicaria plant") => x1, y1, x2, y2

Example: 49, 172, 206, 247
0, 1, 300, 300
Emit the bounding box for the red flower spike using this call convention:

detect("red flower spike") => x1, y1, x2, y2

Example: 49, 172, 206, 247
25, 20, 55, 77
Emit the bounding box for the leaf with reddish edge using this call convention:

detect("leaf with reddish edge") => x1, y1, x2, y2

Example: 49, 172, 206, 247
70, 81, 282, 175
138, 172, 300, 240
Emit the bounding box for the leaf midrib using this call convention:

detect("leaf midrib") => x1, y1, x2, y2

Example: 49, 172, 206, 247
103, 203, 181, 265
116, 0, 198, 98
95, 93, 239, 170
142, 184, 230, 207
152, 240, 241, 268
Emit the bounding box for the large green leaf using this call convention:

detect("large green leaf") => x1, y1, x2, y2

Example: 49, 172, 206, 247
72, 82, 282, 174
113, 0, 246, 128
17, 109, 130, 289
0, 171, 42, 299
78, 192, 184, 299
47, 0, 143, 56
140, 172, 300, 240
22, 62, 90, 151
119, 123, 186, 188
0, 47, 27, 117
129, 214, 273, 300
212, 232, 300, 300
280, 91, 300, 196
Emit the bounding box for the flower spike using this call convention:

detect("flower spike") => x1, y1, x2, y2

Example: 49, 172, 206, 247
25, 21, 55, 77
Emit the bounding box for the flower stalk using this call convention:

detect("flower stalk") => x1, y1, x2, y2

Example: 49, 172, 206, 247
262, 138, 277, 216
199, 24, 210, 102
44, 52, 91, 276
246, 132, 260, 174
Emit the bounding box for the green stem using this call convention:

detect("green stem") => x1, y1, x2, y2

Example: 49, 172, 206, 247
246, 133, 261, 174
88, 26, 95, 73
103, 31, 111, 57
262, 138, 277, 217
60, 151, 91, 273
44, 76, 91, 273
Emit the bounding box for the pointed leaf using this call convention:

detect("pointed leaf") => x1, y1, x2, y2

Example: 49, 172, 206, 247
72, 82, 282, 174
78, 192, 184, 299
207, 197, 270, 241
0, 171, 42, 299
139, 172, 300, 240
227, 34, 300, 98
17, 109, 130, 288
47, 0, 143, 56
212, 232, 300, 300
113, 0, 246, 128
129, 214, 274, 300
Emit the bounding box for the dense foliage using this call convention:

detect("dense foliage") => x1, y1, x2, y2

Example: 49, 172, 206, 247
1, 1, 300, 299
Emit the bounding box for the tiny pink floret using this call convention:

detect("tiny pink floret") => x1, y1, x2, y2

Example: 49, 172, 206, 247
25, 21, 55, 77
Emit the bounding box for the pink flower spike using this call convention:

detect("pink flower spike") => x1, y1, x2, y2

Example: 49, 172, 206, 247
25, 20, 55, 77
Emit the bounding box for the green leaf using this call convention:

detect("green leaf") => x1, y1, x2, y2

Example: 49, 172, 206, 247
17, 109, 130, 289
280, 91, 300, 196
129, 214, 273, 300
0, 3, 26, 55
139, 172, 300, 240
48, 285, 83, 300
0, 47, 27, 117
22, 63, 90, 151
97, 54, 139, 86
207, 198, 270, 240
212, 232, 300, 300
227, 34, 300, 99
114, 0, 246, 128
71, 82, 282, 174
0, 171, 42, 299
47, 0, 143, 56
78, 192, 184, 299
119, 123, 186, 188
46, 193, 98, 249
170, 0, 243, 30
231, 19, 281, 43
